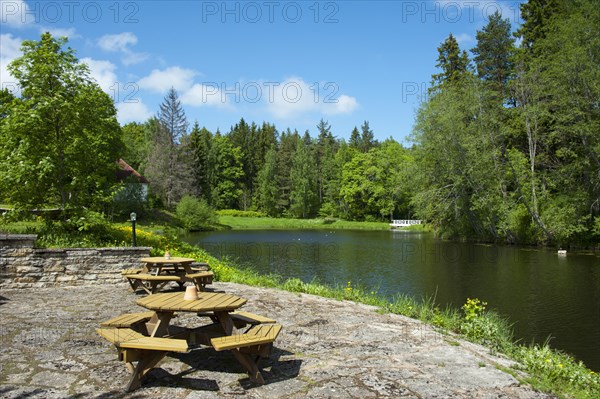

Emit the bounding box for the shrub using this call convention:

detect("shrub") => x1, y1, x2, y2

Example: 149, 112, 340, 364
176, 196, 217, 231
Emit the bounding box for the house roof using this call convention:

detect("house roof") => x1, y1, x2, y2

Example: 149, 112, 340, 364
116, 159, 149, 184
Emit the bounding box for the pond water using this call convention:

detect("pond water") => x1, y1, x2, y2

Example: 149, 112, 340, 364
183, 229, 600, 370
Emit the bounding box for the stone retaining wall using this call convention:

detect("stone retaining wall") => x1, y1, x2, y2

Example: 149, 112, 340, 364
0, 234, 151, 288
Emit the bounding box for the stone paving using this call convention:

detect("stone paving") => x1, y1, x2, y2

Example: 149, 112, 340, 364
0, 282, 555, 398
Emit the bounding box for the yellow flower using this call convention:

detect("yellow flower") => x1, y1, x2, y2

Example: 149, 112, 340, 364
558, 364, 563, 368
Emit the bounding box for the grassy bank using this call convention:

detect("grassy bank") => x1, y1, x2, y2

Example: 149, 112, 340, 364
218, 215, 391, 230
1, 217, 598, 398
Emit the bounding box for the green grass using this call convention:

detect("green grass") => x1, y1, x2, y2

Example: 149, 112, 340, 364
218, 215, 390, 230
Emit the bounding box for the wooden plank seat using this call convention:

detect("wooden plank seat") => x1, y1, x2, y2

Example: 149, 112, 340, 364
123, 273, 185, 295
97, 327, 189, 392
211, 324, 282, 384
185, 271, 214, 291
121, 268, 144, 275
230, 311, 276, 329
100, 312, 155, 332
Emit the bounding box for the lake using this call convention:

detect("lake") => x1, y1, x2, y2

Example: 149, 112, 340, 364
183, 229, 600, 370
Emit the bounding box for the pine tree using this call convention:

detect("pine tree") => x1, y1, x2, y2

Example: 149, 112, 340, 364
431, 33, 471, 91
349, 126, 361, 149
360, 120, 376, 152
159, 87, 188, 144
145, 89, 195, 208
256, 146, 280, 216
472, 11, 515, 94
290, 140, 317, 218
190, 122, 213, 202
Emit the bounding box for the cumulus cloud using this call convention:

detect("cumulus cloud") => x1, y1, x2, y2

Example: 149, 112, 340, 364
324, 94, 359, 115
117, 100, 153, 124
265, 77, 358, 119
0, 33, 23, 92
41, 27, 79, 39
97, 32, 148, 66
181, 83, 234, 109
80, 57, 118, 93
138, 66, 197, 93
1, 0, 32, 27
455, 32, 475, 45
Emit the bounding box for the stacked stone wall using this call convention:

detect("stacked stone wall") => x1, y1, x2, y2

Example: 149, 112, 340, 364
0, 234, 151, 288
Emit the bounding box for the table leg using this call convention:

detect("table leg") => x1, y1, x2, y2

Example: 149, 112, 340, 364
214, 311, 234, 335
146, 311, 174, 337
230, 349, 265, 384
125, 350, 167, 392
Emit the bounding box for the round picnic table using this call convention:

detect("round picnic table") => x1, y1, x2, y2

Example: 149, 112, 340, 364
140, 256, 195, 274
136, 291, 247, 337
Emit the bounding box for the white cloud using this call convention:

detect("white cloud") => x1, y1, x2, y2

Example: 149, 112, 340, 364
1, 0, 32, 27
97, 32, 148, 66
324, 94, 359, 115
455, 33, 475, 45
0, 33, 23, 92
41, 27, 79, 39
81, 57, 117, 93
181, 83, 233, 109
138, 66, 197, 93
265, 77, 358, 119
117, 100, 153, 124
98, 32, 138, 52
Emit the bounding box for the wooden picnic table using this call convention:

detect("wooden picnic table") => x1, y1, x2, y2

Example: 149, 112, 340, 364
136, 291, 247, 337
122, 257, 214, 294
98, 291, 282, 391
140, 256, 195, 274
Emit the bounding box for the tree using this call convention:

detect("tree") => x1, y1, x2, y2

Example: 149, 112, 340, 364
471, 11, 515, 96
0, 33, 123, 211
349, 126, 361, 149
430, 33, 471, 91
144, 90, 196, 208
190, 122, 213, 202
209, 133, 243, 209
159, 87, 188, 144
360, 120, 377, 152
289, 140, 317, 218
256, 146, 280, 216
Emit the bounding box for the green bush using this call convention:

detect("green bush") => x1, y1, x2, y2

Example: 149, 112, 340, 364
176, 196, 217, 231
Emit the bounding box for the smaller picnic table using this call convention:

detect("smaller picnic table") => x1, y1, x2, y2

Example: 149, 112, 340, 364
122, 257, 213, 294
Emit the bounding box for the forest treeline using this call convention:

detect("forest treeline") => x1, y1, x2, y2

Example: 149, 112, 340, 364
1, 0, 598, 246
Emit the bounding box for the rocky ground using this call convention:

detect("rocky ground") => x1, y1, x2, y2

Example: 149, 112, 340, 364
0, 282, 555, 398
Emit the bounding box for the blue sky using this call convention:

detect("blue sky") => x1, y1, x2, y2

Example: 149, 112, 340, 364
1, 1, 524, 143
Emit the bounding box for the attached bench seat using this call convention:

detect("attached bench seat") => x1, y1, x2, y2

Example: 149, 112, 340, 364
211, 323, 282, 384
211, 324, 282, 351
121, 268, 144, 275
230, 311, 276, 328
124, 273, 184, 281
97, 327, 189, 352
96, 327, 189, 391
122, 273, 185, 295
100, 312, 154, 332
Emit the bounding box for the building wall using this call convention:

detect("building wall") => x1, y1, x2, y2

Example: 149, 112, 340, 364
0, 234, 151, 288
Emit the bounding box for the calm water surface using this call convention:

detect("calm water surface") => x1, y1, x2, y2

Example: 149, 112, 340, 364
183, 229, 600, 370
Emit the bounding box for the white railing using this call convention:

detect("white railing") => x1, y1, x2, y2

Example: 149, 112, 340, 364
389, 219, 422, 227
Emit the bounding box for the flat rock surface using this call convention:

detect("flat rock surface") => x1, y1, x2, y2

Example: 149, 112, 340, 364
0, 283, 555, 398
